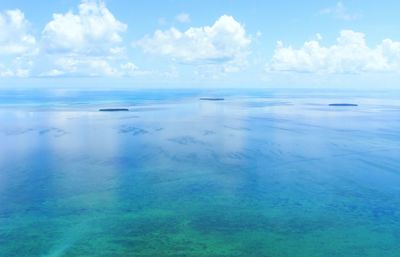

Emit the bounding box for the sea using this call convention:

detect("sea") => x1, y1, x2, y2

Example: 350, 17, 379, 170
0, 89, 399, 257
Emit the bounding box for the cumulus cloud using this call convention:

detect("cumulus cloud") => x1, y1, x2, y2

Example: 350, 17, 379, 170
268, 30, 400, 74
136, 15, 251, 71
39, 0, 144, 77
320, 2, 360, 21
0, 9, 37, 77
0, 9, 37, 55
42, 0, 127, 54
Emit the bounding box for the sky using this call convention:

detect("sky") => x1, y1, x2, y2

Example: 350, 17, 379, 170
1, 0, 400, 89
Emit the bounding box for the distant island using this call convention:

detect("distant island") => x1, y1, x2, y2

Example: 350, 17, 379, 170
199, 97, 225, 101
99, 108, 130, 112
329, 103, 358, 107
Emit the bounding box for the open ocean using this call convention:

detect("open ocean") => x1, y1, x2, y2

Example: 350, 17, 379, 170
0, 89, 399, 257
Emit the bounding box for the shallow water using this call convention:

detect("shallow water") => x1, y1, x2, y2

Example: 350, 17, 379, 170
0, 90, 400, 257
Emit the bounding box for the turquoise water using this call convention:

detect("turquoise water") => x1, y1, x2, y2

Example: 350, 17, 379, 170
0, 90, 400, 257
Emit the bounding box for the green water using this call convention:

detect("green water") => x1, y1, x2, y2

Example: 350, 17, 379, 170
0, 90, 400, 256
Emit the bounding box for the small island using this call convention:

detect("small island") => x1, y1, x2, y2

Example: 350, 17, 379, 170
99, 108, 130, 112
199, 97, 225, 101
329, 103, 358, 107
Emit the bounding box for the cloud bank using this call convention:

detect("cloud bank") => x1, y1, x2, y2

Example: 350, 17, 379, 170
268, 30, 400, 74
2, 0, 400, 82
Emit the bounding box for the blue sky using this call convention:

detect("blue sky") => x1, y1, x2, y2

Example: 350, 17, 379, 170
1, 0, 400, 89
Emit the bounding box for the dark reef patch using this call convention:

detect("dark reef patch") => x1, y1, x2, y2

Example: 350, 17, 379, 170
199, 98, 224, 101
99, 108, 129, 112
119, 125, 148, 135
328, 104, 358, 107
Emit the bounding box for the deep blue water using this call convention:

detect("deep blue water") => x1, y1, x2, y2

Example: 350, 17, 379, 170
0, 89, 399, 256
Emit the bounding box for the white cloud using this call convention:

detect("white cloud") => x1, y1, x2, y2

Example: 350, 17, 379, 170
0, 9, 37, 55
42, 0, 127, 54
39, 0, 145, 77
175, 13, 190, 23
136, 15, 251, 72
268, 30, 400, 74
0, 9, 37, 77
320, 2, 360, 21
